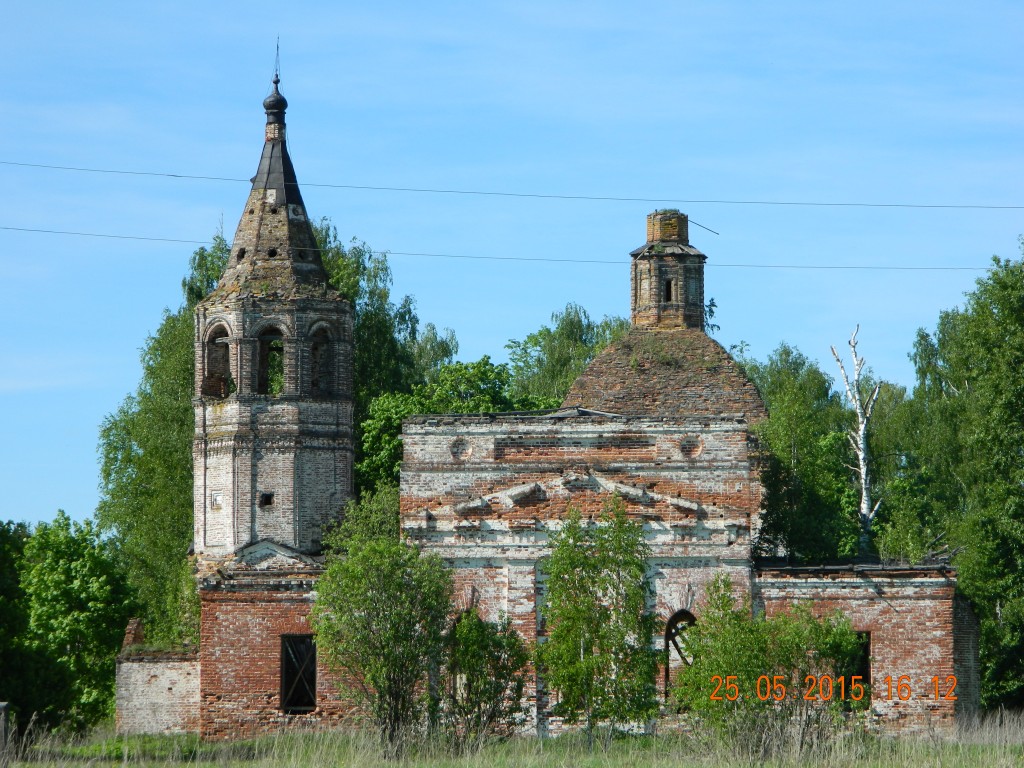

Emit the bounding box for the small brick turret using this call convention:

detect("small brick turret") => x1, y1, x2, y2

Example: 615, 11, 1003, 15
630, 210, 706, 330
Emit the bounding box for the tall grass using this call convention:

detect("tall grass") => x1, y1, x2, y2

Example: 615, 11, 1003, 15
4, 713, 1023, 768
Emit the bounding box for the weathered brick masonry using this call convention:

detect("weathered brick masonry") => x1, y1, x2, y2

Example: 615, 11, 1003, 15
401, 209, 979, 734
116, 619, 199, 734
199, 576, 354, 739
115, 84, 979, 738
756, 566, 981, 730
401, 411, 763, 728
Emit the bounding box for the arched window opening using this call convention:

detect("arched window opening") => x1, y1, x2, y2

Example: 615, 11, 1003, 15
665, 609, 696, 699
686, 271, 699, 303
203, 326, 233, 398
310, 329, 332, 396
258, 330, 285, 396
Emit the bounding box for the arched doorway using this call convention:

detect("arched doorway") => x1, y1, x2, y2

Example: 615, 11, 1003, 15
664, 609, 696, 698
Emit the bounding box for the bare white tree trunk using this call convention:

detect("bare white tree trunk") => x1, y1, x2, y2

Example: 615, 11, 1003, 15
831, 326, 881, 556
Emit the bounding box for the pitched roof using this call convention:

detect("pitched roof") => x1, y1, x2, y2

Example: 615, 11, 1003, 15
562, 327, 766, 421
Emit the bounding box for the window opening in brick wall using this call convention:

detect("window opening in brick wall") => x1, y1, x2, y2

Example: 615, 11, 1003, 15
854, 631, 871, 689
665, 609, 696, 699
260, 492, 274, 507
664, 279, 675, 303
258, 330, 285, 395
310, 329, 332, 396
686, 271, 699, 303
203, 325, 233, 398
281, 635, 316, 713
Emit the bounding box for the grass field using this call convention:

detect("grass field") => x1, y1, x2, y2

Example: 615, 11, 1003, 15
5, 714, 1024, 767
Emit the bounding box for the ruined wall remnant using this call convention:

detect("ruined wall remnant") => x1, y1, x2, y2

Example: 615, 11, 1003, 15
116, 651, 200, 735
756, 566, 979, 732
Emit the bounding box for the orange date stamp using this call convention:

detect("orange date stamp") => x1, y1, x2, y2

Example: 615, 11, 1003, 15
710, 674, 958, 702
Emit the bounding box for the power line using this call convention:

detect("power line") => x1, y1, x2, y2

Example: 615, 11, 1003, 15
3, 159, 1022, 212
0, 225, 992, 270
0, 225, 208, 245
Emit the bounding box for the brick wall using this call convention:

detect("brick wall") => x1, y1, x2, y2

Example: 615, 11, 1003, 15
193, 299, 354, 557
755, 567, 979, 733
953, 595, 981, 718
115, 653, 200, 734
199, 581, 355, 740
401, 412, 761, 731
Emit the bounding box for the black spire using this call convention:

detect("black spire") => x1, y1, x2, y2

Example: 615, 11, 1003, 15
250, 73, 302, 208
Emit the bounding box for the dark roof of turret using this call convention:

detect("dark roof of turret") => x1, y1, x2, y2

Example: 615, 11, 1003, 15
562, 328, 766, 421
251, 75, 304, 211
205, 76, 340, 303
263, 73, 288, 114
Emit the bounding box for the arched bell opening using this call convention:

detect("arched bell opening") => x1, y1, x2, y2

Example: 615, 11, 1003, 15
257, 328, 286, 396
310, 328, 332, 397
202, 324, 233, 398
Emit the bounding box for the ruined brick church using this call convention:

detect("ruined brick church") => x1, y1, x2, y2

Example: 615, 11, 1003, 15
116, 77, 979, 737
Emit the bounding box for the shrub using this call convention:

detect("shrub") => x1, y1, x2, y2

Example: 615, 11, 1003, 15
674, 575, 865, 757
441, 611, 530, 752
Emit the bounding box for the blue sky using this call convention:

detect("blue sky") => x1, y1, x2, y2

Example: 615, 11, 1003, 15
2, 1, 1021, 526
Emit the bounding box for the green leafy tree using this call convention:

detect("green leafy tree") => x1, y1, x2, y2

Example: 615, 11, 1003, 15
312, 534, 452, 757
742, 344, 859, 561
537, 498, 660, 747
904, 243, 1024, 706
357, 357, 521, 493
0, 520, 83, 731
19, 512, 135, 731
506, 303, 629, 406
0, 521, 28, 666
325, 484, 401, 556
442, 611, 530, 752
675, 575, 863, 754
96, 235, 228, 645
316, 221, 458, 432
874, 474, 939, 564
0, 521, 41, 724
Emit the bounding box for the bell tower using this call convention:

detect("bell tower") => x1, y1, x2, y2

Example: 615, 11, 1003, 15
192, 75, 354, 557
630, 209, 707, 330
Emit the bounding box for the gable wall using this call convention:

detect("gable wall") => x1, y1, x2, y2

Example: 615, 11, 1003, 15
401, 413, 760, 729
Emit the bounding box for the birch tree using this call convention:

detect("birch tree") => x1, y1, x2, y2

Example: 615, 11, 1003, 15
831, 326, 881, 555
536, 497, 659, 748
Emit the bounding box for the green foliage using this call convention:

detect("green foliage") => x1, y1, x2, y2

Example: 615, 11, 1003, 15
873, 473, 938, 564
96, 233, 228, 646
675, 576, 864, 743
19, 512, 136, 731
506, 302, 628, 406
537, 498, 660, 746
325, 484, 401, 555
441, 611, 530, 751
904, 244, 1024, 706
315, 221, 458, 431
266, 339, 284, 396
742, 344, 860, 561
312, 538, 453, 757
0, 520, 28, 656
357, 357, 521, 492
0, 520, 44, 725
